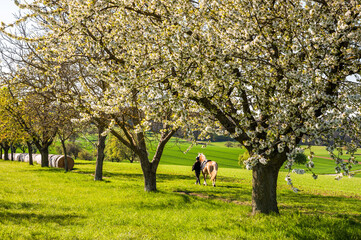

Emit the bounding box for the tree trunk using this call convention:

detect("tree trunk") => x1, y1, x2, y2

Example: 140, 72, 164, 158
139, 152, 157, 192
10, 144, 15, 161
94, 127, 107, 181
61, 139, 68, 172
138, 142, 169, 192
39, 147, 49, 167
0, 146, 2, 159
33, 139, 52, 167
137, 133, 158, 192
130, 152, 136, 163
20, 145, 26, 153
138, 129, 176, 192
3, 144, 10, 160
26, 141, 33, 165
251, 155, 285, 215
142, 166, 157, 192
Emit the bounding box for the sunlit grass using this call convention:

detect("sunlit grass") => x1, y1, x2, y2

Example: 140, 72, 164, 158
0, 159, 360, 239
15, 137, 361, 177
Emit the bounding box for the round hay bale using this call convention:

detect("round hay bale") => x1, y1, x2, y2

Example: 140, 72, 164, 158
48, 154, 58, 167
3, 153, 74, 169
19, 153, 28, 162
48, 155, 74, 170
14, 153, 22, 161
58, 156, 74, 170
23, 154, 30, 162
33, 154, 42, 165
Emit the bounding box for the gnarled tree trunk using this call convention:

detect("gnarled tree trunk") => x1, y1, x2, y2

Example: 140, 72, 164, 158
137, 143, 158, 192
39, 147, 49, 167
3, 143, 10, 160
26, 141, 33, 165
61, 139, 68, 172
142, 162, 157, 192
137, 129, 176, 192
251, 153, 286, 214
94, 126, 107, 181
33, 138, 53, 167
10, 144, 15, 161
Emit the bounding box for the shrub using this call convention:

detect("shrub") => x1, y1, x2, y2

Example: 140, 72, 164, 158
295, 152, 307, 165
238, 149, 250, 167
55, 142, 82, 159
78, 150, 94, 160
105, 134, 138, 163
55, 145, 63, 155
225, 141, 234, 148
67, 142, 82, 159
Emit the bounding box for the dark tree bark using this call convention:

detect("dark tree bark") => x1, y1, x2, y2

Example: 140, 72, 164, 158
142, 164, 157, 192
251, 154, 285, 214
26, 141, 33, 165
39, 147, 49, 167
137, 129, 176, 192
94, 126, 107, 181
111, 126, 176, 191
0, 146, 2, 159
20, 145, 26, 153
61, 139, 68, 172
2, 143, 10, 160
10, 144, 15, 161
138, 146, 158, 192
33, 138, 53, 167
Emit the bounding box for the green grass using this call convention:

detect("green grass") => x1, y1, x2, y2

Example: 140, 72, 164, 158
14, 137, 361, 175
146, 139, 361, 175
147, 138, 244, 168
296, 146, 361, 175
0, 159, 361, 239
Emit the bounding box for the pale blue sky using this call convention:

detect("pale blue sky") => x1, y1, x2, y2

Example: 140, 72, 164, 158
0, 0, 20, 24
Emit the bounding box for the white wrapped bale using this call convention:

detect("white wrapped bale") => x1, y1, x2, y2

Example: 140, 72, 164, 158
24, 154, 30, 163
48, 154, 74, 170
33, 154, 42, 165
14, 153, 22, 161
2, 152, 74, 169
18, 153, 27, 162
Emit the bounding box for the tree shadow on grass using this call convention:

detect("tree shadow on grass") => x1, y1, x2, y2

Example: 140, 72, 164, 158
217, 185, 244, 189
72, 162, 93, 165
174, 189, 361, 239
157, 173, 195, 181
25, 167, 80, 174
172, 188, 252, 207
103, 172, 144, 180
281, 210, 361, 240
276, 191, 361, 239
0, 211, 83, 226
102, 171, 196, 182
0, 200, 83, 226
24, 167, 64, 173
278, 192, 361, 216
132, 189, 242, 210
0, 200, 42, 210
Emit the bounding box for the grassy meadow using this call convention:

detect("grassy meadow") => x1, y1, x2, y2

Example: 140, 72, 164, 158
1, 139, 361, 239
139, 138, 361, 175
45, 136, 361, 175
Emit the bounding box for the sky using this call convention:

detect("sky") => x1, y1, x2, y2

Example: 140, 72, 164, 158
0, 1, 20, 24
